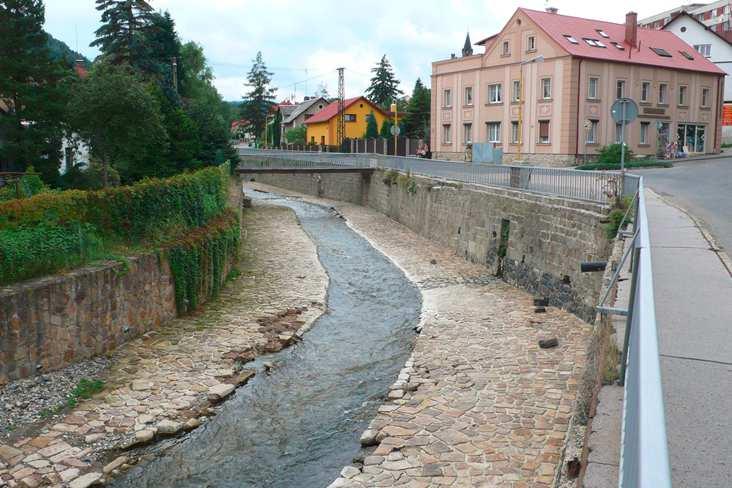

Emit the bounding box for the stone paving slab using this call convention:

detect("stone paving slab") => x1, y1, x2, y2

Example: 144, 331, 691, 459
247, 182, 593, 488
0, 203, 328, 487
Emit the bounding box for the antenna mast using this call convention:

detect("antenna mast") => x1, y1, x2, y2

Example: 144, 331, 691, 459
336, 67, 345, 147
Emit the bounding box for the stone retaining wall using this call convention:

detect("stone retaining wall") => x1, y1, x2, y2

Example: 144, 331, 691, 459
0, 254, 176, 383
242, 169, 609, 322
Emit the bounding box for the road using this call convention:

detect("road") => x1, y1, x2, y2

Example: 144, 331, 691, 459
635, 156, 732, 253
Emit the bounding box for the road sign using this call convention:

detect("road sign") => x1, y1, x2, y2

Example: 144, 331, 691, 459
611, 98, 639, 124
390, 126, 401, 136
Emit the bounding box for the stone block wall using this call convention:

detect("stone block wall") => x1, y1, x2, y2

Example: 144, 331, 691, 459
248, 169, 609, 322
242, 171, 367, 206
0, 254, 176, 383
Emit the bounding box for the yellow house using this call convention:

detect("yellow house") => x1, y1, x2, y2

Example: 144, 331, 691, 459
305, 96, 391, 145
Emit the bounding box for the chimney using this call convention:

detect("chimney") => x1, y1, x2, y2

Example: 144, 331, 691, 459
546, 6, 558, 14
625, 11, 638, 48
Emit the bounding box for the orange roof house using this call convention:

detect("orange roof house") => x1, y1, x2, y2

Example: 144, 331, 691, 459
305, 96, 391, 145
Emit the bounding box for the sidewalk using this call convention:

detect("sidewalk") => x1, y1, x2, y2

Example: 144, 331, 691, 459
645, 191, 732, 488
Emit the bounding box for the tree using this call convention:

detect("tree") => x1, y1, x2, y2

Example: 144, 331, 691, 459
364, 111, 378, 139
402, 78, 431, 140
285, 126, 306, 145
316, 82, 329, 99
240, 51, 276, 140
366, 55, 403, 108
68, 63, 168, 185
380, 118, 392, 139
267, 108, 282, 146
0, 0, 70, 182
91, 0, 154, 65
132, 10, 181, 102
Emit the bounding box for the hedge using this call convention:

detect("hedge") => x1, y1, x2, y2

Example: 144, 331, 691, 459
0, 163, 233, 286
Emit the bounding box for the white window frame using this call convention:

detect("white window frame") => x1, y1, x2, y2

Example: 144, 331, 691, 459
616, 79, 626, 99
538, 120, 550, 144
443, 89, 452, 108
702, 87, 711, 107
615, 122, 624, 143
512, 80, 520, 101
640, 122, 650, 145
587, 119, 598, 144
502, 40, 510, 56
541, 78, 552, 99
527, 35, 536, 51
641, 81, 651, 102
488, 83, 502, 103
486, 122, 501, 143
464, 86, 473, 106
442, 124, 451, 143
588, 77, 599, 100
678, 85, 688, 106
659, 83, 668, 104
694, 44, 712, 57
463, 123, 473, 144
510, 121, 519, 144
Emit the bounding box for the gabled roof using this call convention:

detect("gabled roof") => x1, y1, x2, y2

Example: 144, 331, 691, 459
283, 97, 328, 124
664, 11, 732, 47
519, 8, 725, 75
304, 96, 390, 124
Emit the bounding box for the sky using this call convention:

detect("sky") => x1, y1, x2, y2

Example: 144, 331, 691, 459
45, 0, 677, 102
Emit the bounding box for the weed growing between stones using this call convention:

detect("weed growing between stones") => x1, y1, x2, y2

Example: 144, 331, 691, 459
38, 379, 105, 418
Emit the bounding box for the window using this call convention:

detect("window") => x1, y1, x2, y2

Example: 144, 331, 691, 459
464, 86, 473, 106
702, 87, 711, 107
678, 85, 688, 106
659, 83, 668, 104
487, 122, 501, 143
677, 123, 706, 152
502, 40, 510, 56
538, 120, 550, 143
563, 34, 579, 44
611, 41, 625, 51
588, 77, 599, 99
511, 121, 520, 144
344, 114, 356, 122
463, 123, 473, 144
443, 89, 452, 107
641, 81, 651, 102
640, 122, 650, 145
586, 119, 598, 144
527, 35, 536, 51
651, 47, 672, 57
694, 44, 712, 57
616, 80, 626, 99
596, 29, 609, 38
321, 135, 325, 145
583, 38, 606, 48
679, 50, 694, 60
512, 80, 521, 101
615, 122, 624, 143
541, 78, 552, 99
488, 83, 502, 103
442, 124, 451, 143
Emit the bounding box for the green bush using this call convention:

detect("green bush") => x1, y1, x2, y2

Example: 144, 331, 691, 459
576, 160, 672, 171
595, 143, 634, 164
0, 166, 48, 202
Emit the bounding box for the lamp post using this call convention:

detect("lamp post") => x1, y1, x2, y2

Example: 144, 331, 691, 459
517, 54, 544, 162
390, 102, 398, 156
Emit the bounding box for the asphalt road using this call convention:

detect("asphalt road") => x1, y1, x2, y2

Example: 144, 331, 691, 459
634, 156, 732, 253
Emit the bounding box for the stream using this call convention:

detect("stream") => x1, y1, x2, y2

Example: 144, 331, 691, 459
110, 191, 422, 487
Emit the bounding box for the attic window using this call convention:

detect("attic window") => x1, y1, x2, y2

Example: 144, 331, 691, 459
563, 34, 579, 44
583, 38, 606, 48
611, 41, 625, 50
651, 47, 672, 57
596, 29, 610, 38
680, 50, 694, 60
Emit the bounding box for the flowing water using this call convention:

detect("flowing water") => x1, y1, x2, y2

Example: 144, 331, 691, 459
111, 192, 422, 488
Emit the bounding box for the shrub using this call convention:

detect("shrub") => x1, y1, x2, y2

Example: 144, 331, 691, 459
595, 143, 634, 165
0, 166, 48, 202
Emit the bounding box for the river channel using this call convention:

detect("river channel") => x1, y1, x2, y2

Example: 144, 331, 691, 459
111, 191, 422, 487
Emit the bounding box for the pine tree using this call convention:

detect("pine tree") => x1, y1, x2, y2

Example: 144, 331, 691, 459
0, 0, 70, 181
379, 119, 392, 139
366, 55, 403, 109
91, 0, 154, 65
240, 51, 276, 140
402, 78, 431, 140
364, 111, 378, 139
133, 10, 181, 100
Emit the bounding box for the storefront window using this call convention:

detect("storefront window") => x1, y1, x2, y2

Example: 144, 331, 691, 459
677, 123, 706, 153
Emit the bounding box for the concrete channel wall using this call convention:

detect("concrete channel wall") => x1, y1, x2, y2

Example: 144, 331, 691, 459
248, 169, 610, 322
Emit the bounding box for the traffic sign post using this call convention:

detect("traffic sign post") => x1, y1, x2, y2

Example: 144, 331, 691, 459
611, 98, 639, 197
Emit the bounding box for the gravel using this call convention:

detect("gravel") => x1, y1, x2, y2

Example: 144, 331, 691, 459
0, 357, 110, 437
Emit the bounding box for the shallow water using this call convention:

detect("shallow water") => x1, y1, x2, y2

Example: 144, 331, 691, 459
111, 192, 422, 488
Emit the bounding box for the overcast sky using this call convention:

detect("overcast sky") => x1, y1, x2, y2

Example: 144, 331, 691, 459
45, 0, 675, 102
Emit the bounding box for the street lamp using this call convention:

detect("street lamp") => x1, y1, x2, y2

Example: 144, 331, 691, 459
390, 102, 398, 156
517, 54, 544, 162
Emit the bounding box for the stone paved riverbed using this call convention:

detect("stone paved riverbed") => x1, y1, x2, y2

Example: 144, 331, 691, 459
0, 203, 327, 487
248, 182, 592, 488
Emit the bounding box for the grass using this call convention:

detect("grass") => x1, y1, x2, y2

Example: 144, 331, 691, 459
602, 340, 622, 385
576, 159, 672, 171
38, 379, 106, 418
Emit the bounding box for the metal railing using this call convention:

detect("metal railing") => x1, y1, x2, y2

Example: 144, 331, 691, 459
598, 174, 671, 488
238, 149, 620, 205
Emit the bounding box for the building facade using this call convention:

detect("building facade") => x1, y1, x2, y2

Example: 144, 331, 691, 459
431, 8, 725, 165
640, 1, 732, 40
305, 96, 390, 146
281, 97, 328, 142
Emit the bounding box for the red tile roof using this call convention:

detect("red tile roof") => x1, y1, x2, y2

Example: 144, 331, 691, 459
520, 8, 725, 75
305, 96, 389, 124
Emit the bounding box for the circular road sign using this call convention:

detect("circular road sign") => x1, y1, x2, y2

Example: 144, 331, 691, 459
390, 125, 401, 136
611, 98, 639, 124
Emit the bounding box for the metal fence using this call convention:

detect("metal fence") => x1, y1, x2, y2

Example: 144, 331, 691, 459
238, 148, 620, 205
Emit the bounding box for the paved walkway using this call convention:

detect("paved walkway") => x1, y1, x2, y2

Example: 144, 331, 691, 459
645, 191, 732, 488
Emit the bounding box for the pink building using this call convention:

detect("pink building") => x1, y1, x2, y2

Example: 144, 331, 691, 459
431, 8, 726, 165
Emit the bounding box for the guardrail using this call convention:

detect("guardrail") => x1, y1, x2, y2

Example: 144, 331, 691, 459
598, 174, 671, 488
238, 149, 620, 205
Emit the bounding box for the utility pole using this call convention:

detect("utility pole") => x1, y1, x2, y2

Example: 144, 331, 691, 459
337, 67, 345, 148
171, 57, 178, 92
390, 102, 398, 156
